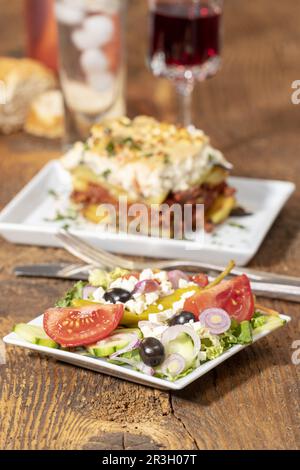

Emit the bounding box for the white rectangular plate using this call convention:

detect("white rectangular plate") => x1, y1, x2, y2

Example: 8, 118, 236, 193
3, 314, 291, 390
0, 160, 295, 266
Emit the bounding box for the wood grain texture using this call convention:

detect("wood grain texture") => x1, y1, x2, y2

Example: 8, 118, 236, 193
0, 0, 300, 450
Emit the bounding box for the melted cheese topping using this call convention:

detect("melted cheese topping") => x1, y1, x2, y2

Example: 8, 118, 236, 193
61, 115, 232, 202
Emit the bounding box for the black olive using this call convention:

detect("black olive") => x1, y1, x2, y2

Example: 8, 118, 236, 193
104, 288, 132, 304
168, 310, 195, 326
139, 337, 165, 367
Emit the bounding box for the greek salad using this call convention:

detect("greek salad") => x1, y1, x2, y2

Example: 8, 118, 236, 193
13, 262, 286, 381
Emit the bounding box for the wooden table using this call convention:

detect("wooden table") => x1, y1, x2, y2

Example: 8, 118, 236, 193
0, 0, 300, 450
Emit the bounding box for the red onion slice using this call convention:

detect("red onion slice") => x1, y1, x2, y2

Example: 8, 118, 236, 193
132, 279, 160, 296
161, 353, 186, 377
199, 308, 231, 335
161, 325, 201, 357
110, 356, 154, 376
167, 270, 190, 289
110, 334, 141, 358
82, 285, 97, 300
138, 363, 155, 376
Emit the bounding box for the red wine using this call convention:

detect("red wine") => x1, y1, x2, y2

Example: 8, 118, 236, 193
149, 4, 221, 68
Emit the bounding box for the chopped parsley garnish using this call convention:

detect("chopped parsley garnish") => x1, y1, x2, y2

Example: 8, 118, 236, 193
121, 137, 141, 151
44, 209, 77, 223
83, 142, 90, 151
102, 169, 112, 179
106, 141, 116, 156
228, 222, 247, 230
144, 153, 153, 158
121, 137, 134, 145
48, 188, 59, 199
164, 154, 170, 164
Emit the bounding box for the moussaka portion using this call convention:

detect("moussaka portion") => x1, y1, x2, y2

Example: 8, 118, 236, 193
61, 116, 236, 234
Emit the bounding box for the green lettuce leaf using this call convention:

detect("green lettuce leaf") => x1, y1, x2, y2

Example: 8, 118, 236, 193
200, 335, 224, 360
55, 281, 87, 307
237, 321, 253, 344
220, 319, 252, 348
251, 312, 267, 330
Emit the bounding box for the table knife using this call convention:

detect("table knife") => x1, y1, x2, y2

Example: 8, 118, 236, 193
14, 263, 89, 281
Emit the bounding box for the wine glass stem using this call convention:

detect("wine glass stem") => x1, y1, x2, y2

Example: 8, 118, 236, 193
176, 79, 194, 128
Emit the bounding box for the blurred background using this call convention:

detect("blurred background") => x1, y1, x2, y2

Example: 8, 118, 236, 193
0, 0, 299, 171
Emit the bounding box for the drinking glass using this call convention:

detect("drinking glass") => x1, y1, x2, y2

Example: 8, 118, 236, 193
55, 0, 126, 144
148, 0, 223, 127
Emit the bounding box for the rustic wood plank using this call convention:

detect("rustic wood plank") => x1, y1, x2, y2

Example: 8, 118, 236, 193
0, 0, 300, 450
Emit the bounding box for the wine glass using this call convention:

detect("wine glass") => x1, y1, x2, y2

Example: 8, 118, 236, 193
148, 0, 223, 127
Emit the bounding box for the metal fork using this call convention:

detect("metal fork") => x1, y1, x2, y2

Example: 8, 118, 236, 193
55, 229, 300, 286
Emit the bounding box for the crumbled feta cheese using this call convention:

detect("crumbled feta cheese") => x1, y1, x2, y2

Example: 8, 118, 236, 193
158, 304, 164, 311
110, 275, 137, 292
159, 280, 174, 296
139, 269, 154, 281
181, 289, 197, 299
199, 351, 207, 362
92, 287, 105, 302
178, 278, 189, 288
178, 278, 197, 288
172, 298, 185, 314
125, 298, 146, 314
138, 322, 168, 339
149, 310, 173, 323
153, 270, 168, 283
145, 291, 159, 305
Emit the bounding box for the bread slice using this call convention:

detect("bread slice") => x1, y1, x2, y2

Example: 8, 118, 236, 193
25, 89, 64, 139
0, 57, 56, 134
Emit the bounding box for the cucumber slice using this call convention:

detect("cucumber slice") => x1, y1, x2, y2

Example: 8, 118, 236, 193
253, 315, 285, 335
13, 323, 59, 348
87, 328, 142, 358
165, 333, 195, 369
113, 328, 143, 339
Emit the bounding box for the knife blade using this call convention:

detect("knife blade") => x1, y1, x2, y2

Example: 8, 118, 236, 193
14, 263, 89, 281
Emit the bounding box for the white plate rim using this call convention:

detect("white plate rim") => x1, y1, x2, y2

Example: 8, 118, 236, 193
3, 314, 291, 390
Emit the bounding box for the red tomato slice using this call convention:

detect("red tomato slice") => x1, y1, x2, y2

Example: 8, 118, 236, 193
43, 304, 124, 347
184, 275, 254, 322
190, 273, 209, 288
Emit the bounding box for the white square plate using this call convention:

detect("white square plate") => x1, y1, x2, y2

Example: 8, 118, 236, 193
0, 160, 295, 266
3, 314, 291, 390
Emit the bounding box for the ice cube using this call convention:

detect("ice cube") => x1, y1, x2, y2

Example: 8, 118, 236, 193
63, 0, 86, 9
83, 15, 114, 46
72, 28, 97, 50
87, 71, 115, 92
55, 2, 84, 25
80, 49, 108, 73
